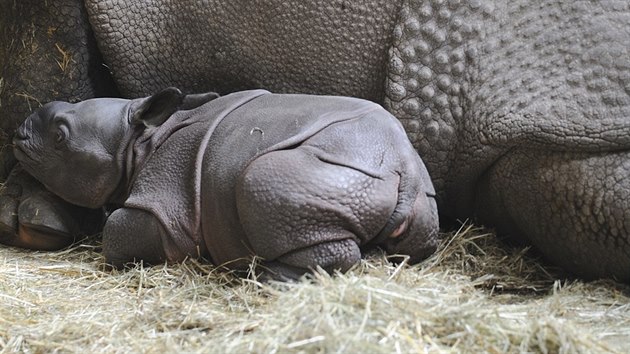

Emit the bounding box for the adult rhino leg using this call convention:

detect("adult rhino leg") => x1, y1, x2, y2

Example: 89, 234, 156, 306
476, 149, 630, 281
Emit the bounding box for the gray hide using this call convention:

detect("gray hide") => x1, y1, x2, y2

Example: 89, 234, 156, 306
14, 89, 438, 280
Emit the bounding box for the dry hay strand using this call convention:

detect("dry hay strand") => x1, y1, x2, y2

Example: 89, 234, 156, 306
0, 224, 629, 353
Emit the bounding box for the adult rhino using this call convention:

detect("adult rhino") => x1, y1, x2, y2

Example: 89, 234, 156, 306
1, 0, 629, 281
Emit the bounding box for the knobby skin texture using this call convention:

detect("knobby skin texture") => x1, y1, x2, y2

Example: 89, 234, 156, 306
386, 0, 630, 280
1, 0, 630, 281
85, 0, 400, 101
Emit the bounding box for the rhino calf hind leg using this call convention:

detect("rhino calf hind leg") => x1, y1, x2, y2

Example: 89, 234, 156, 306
476, 149, 630, 281
236, 147, 400, 280
260, 239, 361, 281
102, 208, 169, 269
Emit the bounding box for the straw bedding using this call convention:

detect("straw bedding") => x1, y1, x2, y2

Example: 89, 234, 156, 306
0, 224, 629, 353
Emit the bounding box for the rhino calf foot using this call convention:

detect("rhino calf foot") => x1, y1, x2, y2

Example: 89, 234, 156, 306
16, 194, 80, 250
380, 188, 439, 264
256, 239, 361, 282
102, 208, 168, 268
102, 207, 208, 269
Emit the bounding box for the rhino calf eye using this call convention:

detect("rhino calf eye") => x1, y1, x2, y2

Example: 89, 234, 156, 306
55, 126, 68, 144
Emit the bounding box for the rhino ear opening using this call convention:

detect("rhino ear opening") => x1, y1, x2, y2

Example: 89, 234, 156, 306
130, 87, 184, 127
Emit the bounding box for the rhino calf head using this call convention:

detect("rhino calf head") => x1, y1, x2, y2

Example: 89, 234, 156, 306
12, 88, 202, 208
14, 98, 128, 208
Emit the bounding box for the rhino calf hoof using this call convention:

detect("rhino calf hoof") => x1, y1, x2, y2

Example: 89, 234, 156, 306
16, 195, 79, 250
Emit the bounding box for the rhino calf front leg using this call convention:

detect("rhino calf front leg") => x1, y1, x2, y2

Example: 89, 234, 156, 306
102, 208, 169, 268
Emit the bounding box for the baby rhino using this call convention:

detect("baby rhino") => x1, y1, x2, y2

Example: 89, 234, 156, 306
13, 88, 438, 280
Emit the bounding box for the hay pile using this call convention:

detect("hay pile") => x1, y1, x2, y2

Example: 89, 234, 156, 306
0, 224, 628, 353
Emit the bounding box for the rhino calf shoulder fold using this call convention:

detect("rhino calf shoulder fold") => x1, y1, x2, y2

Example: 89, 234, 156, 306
13, 88, 439, 280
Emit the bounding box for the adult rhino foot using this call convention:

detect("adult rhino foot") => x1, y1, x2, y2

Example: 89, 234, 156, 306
17, 194, 84, 251
476, 149, 630, 282
0, 165, 38, 243
0, 165, 104, 250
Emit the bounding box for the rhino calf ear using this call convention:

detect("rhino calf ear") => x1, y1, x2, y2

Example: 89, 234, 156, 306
180, 92, 220, 110
130, 87, 184, 127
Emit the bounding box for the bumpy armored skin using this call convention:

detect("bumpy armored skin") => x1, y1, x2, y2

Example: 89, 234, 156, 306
13, 89, 439, 280
385, 1, 630, 280
83, 0, 399, 101
1, 0, 630, 281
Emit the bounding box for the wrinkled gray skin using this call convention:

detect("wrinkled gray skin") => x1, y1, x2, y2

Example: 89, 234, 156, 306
13, 88, 439, 280
2, 0, 630, 281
